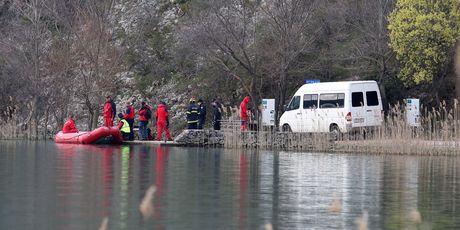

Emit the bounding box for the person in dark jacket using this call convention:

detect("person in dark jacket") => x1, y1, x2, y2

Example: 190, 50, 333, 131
111, 98, 117, 123
62, 115, 79, 133
123, 97, 136, 141
212, 98, 222, 130
138, 101, 151, 140
186, 97, 200, 129
198, 99, 206, 129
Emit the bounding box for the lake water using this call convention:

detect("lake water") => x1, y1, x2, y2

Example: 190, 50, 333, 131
0, 141, 459, 229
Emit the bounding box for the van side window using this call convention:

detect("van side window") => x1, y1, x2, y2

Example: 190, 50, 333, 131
286, 96, 300, 111
352, 92, 364, 107
303, 94, 318, 109
319, 93, 344, 108
366, 91, 379, 106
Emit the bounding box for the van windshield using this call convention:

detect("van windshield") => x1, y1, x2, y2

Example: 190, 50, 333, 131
286, 96, 300, 111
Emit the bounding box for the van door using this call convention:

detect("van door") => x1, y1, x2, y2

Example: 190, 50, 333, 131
365, 88, 382, 126
318, 93, 346, 132
301, 94, 318, 132
283, 95, 302, 132
350, 84, 366, 128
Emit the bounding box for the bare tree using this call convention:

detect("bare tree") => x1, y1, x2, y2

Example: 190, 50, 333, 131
258, 0, 318, 121
345, 0, 397, 103
71, 0, 123, 129
180, 0, 319, 121
180, 0, 260, 104
0, 0, 53, 139
45, 36, 78, 132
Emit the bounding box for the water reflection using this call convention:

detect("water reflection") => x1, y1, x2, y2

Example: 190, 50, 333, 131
101, 146, 114, 217
239, 151, 248, 229
55, 144, 76, 229
153, 146, 168, 230
0, 141, 460, 229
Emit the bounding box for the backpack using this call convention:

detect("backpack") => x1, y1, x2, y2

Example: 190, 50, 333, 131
146, 108, 152, 119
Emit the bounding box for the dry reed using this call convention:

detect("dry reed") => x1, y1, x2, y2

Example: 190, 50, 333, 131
409, 209, 422, 224
0, 106, 22, 139
263, 223, 273, 230
98, 217, 108, 230
139, 185, 156, 220
355, 211, 368, 230
329, 193, 342, 214
222, 100, 460, 155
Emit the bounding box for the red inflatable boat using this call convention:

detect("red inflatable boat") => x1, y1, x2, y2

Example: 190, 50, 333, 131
55, 126, 124, 144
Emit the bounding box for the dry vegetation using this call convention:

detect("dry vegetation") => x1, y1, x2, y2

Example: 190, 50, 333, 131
222, 100, 460, 155
339, 100, 460, 155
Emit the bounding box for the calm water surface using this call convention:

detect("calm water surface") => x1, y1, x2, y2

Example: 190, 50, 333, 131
0, 141, 459, 229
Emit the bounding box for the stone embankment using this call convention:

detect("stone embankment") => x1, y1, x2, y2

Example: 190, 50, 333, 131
223, 131, 335, 151
174, 129, 225, 146
173, 129, 335, 150
172, 129, 460, 155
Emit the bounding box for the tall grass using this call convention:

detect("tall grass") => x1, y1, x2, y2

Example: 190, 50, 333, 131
222, 100, 460, 155
338, 100, 460, 155
0, 107, 25, 140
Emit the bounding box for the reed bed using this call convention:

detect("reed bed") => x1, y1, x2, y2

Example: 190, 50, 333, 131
0, 110, 26, 140
222, 100, 460, 155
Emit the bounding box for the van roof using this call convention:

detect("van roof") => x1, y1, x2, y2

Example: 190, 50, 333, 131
296, 80, 378, 93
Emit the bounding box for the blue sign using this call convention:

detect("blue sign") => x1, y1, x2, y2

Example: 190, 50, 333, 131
305, 79, 320, 84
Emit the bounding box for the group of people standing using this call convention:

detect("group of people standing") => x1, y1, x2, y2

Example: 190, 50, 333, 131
185, 95, 249, 131
186, 97, 223, 131
103, 96, 172, 141
62, 94, 249, 139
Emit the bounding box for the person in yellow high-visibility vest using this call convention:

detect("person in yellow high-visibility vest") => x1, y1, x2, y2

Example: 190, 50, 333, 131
117, 113, 131, 140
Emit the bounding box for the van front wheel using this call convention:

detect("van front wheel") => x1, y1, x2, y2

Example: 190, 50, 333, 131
282, 124, 292, 132
330, 125, 340, 141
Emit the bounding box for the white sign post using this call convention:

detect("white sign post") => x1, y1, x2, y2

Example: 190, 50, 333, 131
406, 98, 420, 127
262, 99, 275, 126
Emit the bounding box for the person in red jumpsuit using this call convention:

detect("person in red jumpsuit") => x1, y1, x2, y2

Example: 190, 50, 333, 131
62, 115, 79, 133
240, 96, 250, 130
156, 101, 172, 141
103, 96, 115, 127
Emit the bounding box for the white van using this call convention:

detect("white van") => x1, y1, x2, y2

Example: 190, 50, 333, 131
279, 81, 383, 135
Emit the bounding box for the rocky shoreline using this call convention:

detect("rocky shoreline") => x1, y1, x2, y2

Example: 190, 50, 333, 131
166, 129, 460, 156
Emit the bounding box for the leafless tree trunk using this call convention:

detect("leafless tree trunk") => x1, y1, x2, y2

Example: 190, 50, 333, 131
258, 0, 317, 125
346, 0, 396, 106
180, 0, 260, 101
71, 0, 123, 130
455, 41, 460, 100
1, 0, 52, 139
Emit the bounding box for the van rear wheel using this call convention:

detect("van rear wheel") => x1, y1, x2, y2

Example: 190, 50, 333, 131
282, 124, 292, 132
330, 125, 340, 141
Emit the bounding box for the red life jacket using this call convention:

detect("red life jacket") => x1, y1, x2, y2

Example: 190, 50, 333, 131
103, 100, 113, 118
123, 105, 135, 120
62, 118, 78, 133
139, 105, 151, 121
240, 96, 250, 120
156, 104, 168, 122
